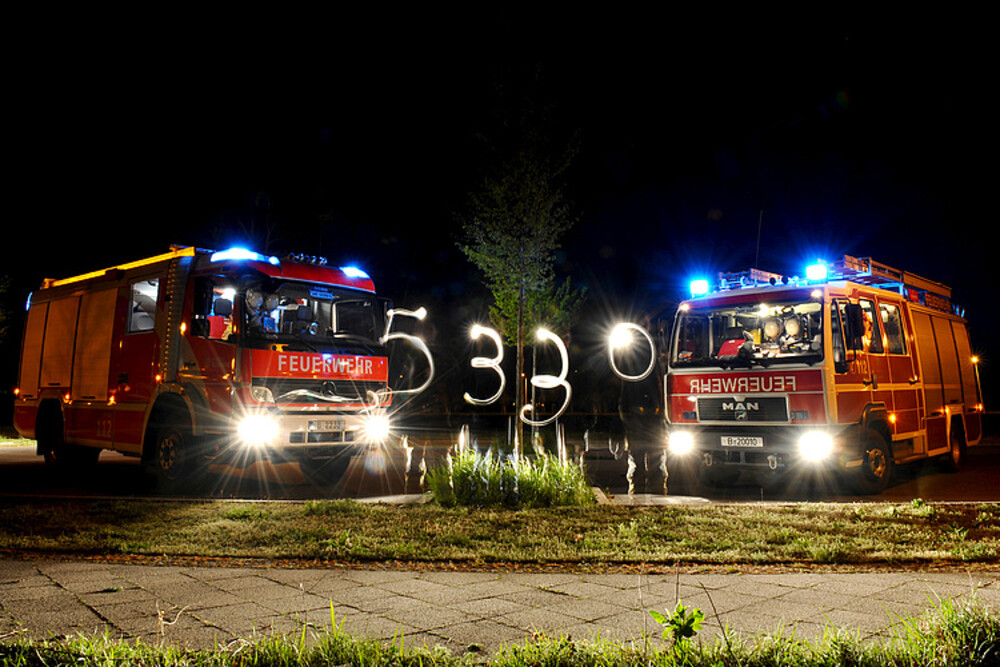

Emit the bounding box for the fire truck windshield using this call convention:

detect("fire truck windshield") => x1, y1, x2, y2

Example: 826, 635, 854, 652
672, 300, 823, 368
243, 281, 383, 355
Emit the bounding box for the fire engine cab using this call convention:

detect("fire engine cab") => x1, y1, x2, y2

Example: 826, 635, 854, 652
664, 256, 984, 494
14, 246, 396, 487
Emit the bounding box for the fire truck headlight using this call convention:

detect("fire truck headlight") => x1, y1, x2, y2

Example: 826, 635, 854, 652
362, 413, 391, 444
798, 431, 833, 462
249, 386, 275, 404
238, 414, 280, 447
667, 431, 695, 456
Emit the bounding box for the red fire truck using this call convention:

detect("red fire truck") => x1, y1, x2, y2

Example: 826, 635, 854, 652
664, 256, 984, 494
14, 246, 396, 487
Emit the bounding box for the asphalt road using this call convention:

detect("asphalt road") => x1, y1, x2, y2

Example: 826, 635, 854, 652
1, 432, 998, 503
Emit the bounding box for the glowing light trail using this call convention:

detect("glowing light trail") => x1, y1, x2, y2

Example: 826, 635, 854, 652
520, 328, 572, 427
608, 322, 656, 382
380, 307, 434, 396
463, 325, 506, 406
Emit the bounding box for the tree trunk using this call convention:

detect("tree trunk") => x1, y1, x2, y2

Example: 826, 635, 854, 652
515, 280, 525, 457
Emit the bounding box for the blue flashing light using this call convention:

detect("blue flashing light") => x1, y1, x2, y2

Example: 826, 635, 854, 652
805, 262, 828, 282
211, 248, 280, 265
689, 279, 710, 297
341, 266, 370, 279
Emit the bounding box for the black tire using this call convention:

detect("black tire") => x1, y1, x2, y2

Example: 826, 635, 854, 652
36, 405, 100, 470
301, 455, 352, 487
699, 463, 740, 488
941, 424, 966, 473
664, 455, 702, 495
854, 430, 894, 495
146, 424, 204, 491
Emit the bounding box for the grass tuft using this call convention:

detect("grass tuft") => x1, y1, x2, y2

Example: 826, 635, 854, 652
426, 449, 595, 509
0, 598, 995, 666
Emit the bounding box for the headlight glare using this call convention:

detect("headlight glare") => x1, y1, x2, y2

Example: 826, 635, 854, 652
798, 431, 833, 462
238, 414, 280, 447
362, 413, 391, 444
667, 431, 695, 456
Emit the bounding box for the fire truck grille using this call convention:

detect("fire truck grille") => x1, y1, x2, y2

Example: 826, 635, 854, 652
253, 378, 385, 403
697, 397, 788, 423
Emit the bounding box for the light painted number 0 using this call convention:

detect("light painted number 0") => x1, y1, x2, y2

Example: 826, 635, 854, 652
608, 322, 656, 382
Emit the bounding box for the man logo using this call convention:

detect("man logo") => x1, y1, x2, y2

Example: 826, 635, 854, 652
722, 401, 759, 421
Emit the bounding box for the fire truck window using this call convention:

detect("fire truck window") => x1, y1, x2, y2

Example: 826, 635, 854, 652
831, 302, 846, 366
128, 279, 159, 333
859, 299, 883, 354
671, 300, 822, 367
879, 303, 907, 355
191, 278, 236, 341
335, 299, 377, 340
208, 287, 236, 341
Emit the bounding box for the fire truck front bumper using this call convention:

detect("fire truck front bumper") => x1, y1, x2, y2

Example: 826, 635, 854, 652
219, 410, 393, 464
665, 425, 851, 480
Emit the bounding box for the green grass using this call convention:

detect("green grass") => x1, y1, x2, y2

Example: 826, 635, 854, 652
426, 450, 595, 508
0, 427, 30, 446
0, 597, 996, 666
1, 498, 998, 567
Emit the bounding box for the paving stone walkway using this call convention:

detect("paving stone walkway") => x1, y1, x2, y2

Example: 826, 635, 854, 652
1, 557, 996, 654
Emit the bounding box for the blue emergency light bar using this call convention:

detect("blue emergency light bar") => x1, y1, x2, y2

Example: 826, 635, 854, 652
211, 248, 280, 265
341, 266, 370, 279
689, 279, 710, 297
805, 262, 828, 281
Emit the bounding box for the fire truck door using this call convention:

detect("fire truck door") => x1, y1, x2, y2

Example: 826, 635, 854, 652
879, 301, 920, 446
109, 278, 161, 453
833, 299, 873, 424
912, 310, 950, 452
181, 278, 238, 417
64, 290, 116, 447
858, 297, 897, 434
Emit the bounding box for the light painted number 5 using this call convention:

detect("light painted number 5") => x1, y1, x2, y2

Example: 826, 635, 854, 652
380, 307, 435, 396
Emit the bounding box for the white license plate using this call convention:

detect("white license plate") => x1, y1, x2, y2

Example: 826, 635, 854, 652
309, 419, 345, 432
721, 436, 764, 448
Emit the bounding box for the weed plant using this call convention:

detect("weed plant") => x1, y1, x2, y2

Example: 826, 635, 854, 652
426, 449, 595, 509
0, 598, 995, 666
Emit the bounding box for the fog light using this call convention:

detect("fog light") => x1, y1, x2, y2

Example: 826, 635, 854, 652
798, 431, 833, 462
667, 431, 695, 456
362, 413, 391, 444
238, 414, 280, 447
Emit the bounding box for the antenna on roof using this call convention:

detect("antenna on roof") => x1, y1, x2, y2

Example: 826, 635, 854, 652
754, 209, 763, 268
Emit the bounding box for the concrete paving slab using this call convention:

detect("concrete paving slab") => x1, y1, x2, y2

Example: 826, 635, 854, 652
1, 557, 996, 656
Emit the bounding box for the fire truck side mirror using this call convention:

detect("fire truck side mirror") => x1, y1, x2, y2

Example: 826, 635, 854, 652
843, 303, 865, 351
377, 297, 393, 327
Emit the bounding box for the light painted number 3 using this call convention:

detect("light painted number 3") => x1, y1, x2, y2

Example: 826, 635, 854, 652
520, 328, 572, 426
463, 325, 506, 406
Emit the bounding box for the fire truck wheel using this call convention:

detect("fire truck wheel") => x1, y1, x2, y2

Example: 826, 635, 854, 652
42, 442, 100, 468
148, 425, 204, 490
941, 425, 966, 473
303, 457, 350, 486
699, 465, 740, 488
855, 430, 894, 495
36, 407, 99, 469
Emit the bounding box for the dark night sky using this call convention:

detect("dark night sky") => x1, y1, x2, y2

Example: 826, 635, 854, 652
5, 12, 996, 404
